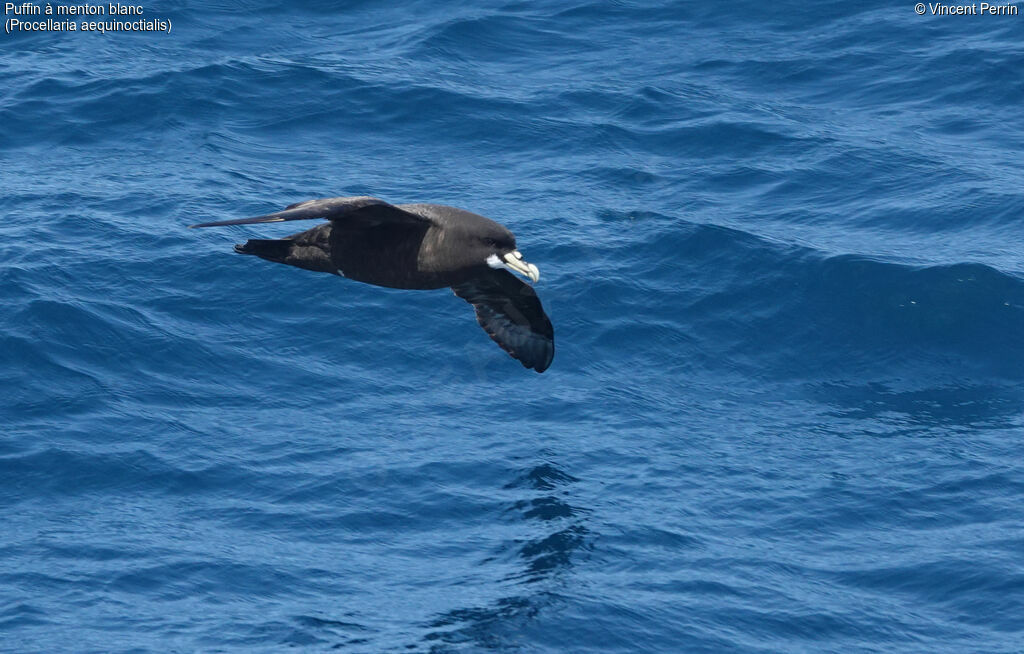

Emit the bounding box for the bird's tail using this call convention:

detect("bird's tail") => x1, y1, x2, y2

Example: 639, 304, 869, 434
233, 237, 338, 275
234, 238, 294, 263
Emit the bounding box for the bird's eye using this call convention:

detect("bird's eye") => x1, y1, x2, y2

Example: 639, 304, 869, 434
484, 238, 498, 247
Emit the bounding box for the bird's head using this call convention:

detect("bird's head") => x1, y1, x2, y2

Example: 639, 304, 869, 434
476, 225, 540, 283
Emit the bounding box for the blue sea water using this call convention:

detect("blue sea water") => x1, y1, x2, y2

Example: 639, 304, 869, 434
3, 0, 1024, 651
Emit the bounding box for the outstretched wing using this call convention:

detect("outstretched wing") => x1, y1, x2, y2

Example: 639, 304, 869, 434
452, 269, 554, 373
189, 196, 428, 228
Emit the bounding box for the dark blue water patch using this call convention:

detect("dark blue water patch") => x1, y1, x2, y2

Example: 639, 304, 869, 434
0, 602, 51, 632
835, 560, 1024, 633
0, 447, 267, 505
588, 212, 1024, 380
505, 462, 579, 491
788, 259, 1024, 358
412, 12, 593, 63
399, 461, 593, 651
809, 381, 1024, 430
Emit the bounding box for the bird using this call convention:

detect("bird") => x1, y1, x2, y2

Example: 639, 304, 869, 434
189, 196, 554, 372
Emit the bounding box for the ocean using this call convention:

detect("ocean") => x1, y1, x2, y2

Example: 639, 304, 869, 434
2, 1, 1024, 652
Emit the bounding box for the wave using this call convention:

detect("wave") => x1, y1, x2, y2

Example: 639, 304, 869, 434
567, 212, 1024, 381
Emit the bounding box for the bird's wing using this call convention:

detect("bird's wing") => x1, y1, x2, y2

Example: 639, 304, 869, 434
189, 196, 428, 228
452, 269, 554, 373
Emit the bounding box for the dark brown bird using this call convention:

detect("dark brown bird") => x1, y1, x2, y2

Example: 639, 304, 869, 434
190, 196, 554, 372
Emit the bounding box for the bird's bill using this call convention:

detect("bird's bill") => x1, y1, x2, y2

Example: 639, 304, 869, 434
497, 251, 540, 283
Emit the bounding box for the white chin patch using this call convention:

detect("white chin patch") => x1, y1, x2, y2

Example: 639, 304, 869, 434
487, 252, 540, 282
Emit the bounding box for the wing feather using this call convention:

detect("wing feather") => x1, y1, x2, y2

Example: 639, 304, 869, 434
189, 196, 428, 228
452, 270, 554, 373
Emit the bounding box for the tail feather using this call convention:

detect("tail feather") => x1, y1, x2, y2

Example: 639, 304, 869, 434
234, 238, 294, 262
234, 238, 338, 275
